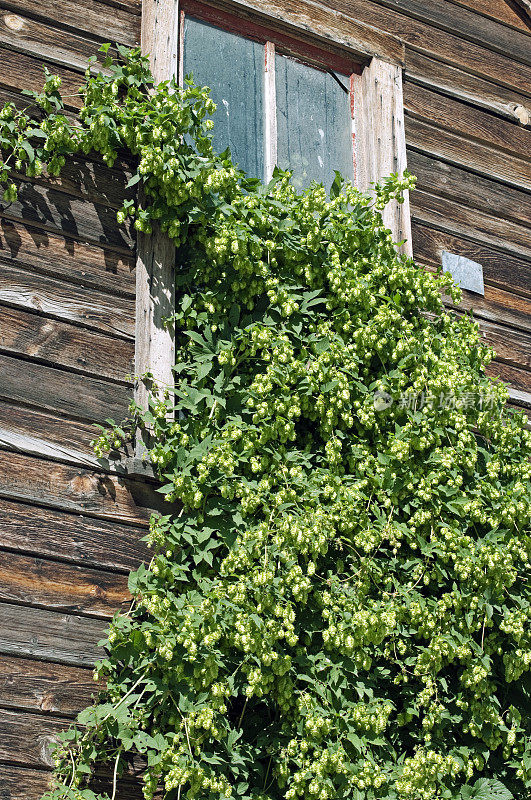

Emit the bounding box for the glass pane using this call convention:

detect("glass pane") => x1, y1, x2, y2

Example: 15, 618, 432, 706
275, 54, 353, 191
183, 15, 265, 179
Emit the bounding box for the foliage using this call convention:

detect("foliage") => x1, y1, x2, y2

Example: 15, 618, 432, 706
2, 45, 531, 800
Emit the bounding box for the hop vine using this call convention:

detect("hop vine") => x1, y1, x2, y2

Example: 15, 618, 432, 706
2, 44, 531, 800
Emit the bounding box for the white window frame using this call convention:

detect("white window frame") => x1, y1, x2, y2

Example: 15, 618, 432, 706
135, 0, 412, 456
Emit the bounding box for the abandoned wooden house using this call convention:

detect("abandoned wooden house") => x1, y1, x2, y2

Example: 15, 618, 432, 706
0, 0, 530, 795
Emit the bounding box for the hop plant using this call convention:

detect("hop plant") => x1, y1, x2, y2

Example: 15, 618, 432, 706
2, 45, 529, 800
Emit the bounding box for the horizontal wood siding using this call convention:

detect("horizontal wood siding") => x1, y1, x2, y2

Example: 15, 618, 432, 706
0, 0, 529, 795
0, 2, 143, 793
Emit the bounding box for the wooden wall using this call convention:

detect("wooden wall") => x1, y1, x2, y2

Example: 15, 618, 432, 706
0, 0, 529, 796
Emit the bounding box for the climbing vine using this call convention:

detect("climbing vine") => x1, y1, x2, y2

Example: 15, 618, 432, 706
2, 45, 531, 800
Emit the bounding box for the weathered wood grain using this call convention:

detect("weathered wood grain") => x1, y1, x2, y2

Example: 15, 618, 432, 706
0, 352, 130, 423
404, 82, 531, 162
445, 0, 531, 32
0, 262, 135, 337
0, 0, 140, 45
0, 45, 84, 109
412, 220, 531, 300
0, 400, 99, 459
412, 190, 531, 261
0, 764, 146, 800
1, 179, 134, 253
0, 450, 169, 524
0, 603, 105, 665
408, 151, 531, 228
0, 707, 70, 768
0, 304, 134, 381
453, 284, 531, 335
368, 0, 531, 64
319, 0, 531, 93
353, 58, 412, 253
0, 551, 130, 617
0, 497, 150, 571
0, 655, 94, 715
487, 360, 531, 400
405, 117, 531, 191
0, 10, 114, 74
0, 218, 135, 297
405, 50, 531, 124
476, 318, 531, 371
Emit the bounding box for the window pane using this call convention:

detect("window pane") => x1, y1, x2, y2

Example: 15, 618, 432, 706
183, 16, 265, 179
275, 54, 353, 190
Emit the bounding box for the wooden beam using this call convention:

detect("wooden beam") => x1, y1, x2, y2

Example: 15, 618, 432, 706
353, 58, 413, 256
136, 0, 179, 452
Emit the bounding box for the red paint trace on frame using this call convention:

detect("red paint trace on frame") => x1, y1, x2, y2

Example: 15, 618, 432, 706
180, 0, 362, 76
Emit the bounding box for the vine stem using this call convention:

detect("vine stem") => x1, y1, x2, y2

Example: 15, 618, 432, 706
237, 697, 248, 728
111, 749, 121, 800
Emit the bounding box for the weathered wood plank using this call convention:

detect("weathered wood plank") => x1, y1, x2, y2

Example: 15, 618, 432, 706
0, 497, 150, 571
0, 10, 115, 75
0, 655, 95, 714
487, 360, 531, 400
319, 0, 531, 94
412, 189, 531, 261
0, 45, 84, 109
0, 304, 134, 382
0, 400, 98, 460
412, 220, 531, 300
0, 218, 135, 298
476, 318, 531, 371
404, 82, 531, 162
0, 707, 70, 767
0, 0, 140, 45
0, 603, 105, 665
0, 764, 145, 800
408, 151, 531, 228
0, 352, 130, 423
412, 189, 531, 260
445, 0, 531, 32
452, 284, 531, 335
1, 179, 134, 253
405, 117, 531, 191
353, 57, 412, 253
405, 50, 531, 125
368, 0, 531, 64
0, 450, 168, 525
0, 262, 135, 337
0, 551, 130, 618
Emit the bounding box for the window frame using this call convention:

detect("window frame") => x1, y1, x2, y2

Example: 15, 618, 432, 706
133, 0, 412, 465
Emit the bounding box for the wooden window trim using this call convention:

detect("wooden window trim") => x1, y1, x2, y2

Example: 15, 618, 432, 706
134, 0, 412, 467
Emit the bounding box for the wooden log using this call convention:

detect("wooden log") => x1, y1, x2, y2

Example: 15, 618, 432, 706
0, 497, 150, 572
0, 304, 134, 382
404, 82, 531, 162
408, 151, 531, 228
411, 189, 531, 261
0, 603, 105, 666
1, 0, 140, 46
0, 352, 130, 423
0, 655, 95, 715
0, 450, 169, 525
0, 261, 135, 338
367, 0, 531, 64
0, 218, 136, 298
405, 116, 531, 191
0, 551, 130, 618
405, 50, 531, 125
318, 0, 531, 94
412, 220, 531, 300
1, 179, 134, 253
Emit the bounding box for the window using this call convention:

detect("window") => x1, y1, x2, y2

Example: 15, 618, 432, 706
179, 2, 359, 189
132, 0, 412, 468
